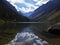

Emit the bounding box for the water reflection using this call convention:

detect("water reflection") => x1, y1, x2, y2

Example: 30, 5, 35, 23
0, 23, 29, 45
6, 27, 48, 45
0, 23, 49, 45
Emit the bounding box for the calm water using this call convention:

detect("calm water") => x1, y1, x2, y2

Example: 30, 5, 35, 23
0, 23, 50, 45
0, 23, 60, 45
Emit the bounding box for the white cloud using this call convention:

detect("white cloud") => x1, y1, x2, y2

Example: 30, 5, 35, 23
6, 0, 50, 13
41, 0, 50, 4
7, 0, 25, 3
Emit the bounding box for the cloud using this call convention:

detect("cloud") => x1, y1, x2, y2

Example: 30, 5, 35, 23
7, 0, 24, 3
6, 0, 50, 13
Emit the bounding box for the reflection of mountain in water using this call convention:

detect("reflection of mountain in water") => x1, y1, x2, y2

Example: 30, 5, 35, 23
0, 22, 60, 45
6, 27, 48, 45
0, 23, 48, 45
0, 23, 29, 45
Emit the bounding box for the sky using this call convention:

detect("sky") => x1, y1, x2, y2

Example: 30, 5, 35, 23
6, 0, 50, 16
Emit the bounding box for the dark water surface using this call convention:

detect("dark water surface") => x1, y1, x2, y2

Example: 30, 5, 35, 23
0, 23, 60, 45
